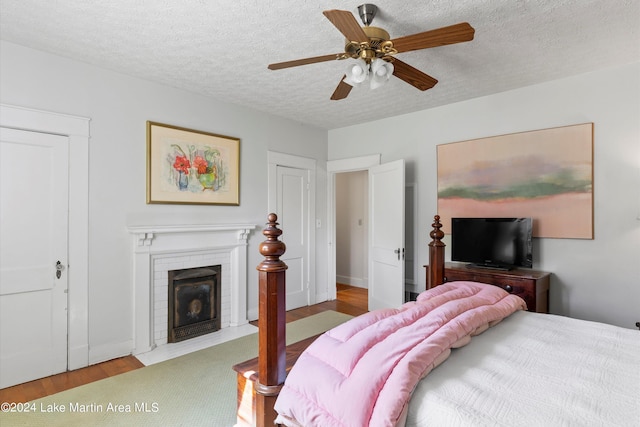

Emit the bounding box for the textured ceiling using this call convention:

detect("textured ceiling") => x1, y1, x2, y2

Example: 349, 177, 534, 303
1, 1, 639, 130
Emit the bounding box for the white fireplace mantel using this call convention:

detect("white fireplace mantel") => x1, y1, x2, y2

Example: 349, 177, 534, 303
128, 223, 256, 354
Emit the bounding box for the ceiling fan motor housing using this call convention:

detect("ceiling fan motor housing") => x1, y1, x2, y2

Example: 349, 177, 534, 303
345, 26, 393, 61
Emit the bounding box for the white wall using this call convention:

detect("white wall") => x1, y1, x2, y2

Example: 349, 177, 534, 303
329, 62, 640, 329
0, 41, 329, 363
335, 171, 368, 287
2, 39, 637, 368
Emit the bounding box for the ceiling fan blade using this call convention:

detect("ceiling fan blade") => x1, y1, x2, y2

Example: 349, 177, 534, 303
330, 77, 353, 100
323, 9, 369, 43
392, 59, 438, 91
391, 22, 475, 53
268, 53, 342, 70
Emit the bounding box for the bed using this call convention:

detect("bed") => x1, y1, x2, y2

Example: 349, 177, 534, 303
242, 214, 640, 427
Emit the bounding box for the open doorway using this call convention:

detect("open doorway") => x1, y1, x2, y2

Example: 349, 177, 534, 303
335, 171, 369, 299
335, 168, 416, 308
328, 155, 415, 310
328, 156, 417, 308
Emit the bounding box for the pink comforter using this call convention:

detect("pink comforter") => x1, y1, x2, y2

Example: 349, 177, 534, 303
274, 281, 526, 427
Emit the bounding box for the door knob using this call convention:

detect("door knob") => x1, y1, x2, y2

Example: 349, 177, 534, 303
56, 260, 65, 279
393, 248, 405, 260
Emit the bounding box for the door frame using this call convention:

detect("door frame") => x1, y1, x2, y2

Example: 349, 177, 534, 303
0, 104, 90, 370
326, 154, 381, 300
267, 151, 316, 308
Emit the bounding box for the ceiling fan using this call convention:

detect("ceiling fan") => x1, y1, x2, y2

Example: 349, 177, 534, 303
268, 4, 475, 100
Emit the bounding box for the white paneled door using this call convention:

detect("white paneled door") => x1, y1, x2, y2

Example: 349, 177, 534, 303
276, 165, 310, 310
368, 159, 405, 311
0, 127, 69, 388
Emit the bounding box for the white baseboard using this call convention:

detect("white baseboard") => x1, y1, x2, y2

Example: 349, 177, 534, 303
315, 290, 328, 303
247, 307, 258, 322
336, 275, 368, 288
89, 339, 134, 365
68, 344, 89, 370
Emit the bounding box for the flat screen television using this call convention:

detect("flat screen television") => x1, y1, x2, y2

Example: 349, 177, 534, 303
451, 217, 533, 270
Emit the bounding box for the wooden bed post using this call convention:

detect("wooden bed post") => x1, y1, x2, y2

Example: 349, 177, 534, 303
428, 215, 445, 289
255, 213, 288, 427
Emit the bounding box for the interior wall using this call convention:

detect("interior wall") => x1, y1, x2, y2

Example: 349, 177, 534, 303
335, 171, 368, 288
329, 62, 640, 329
0, 41, 329, 364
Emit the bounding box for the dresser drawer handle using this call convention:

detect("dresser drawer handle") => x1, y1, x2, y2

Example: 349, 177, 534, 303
504, 285, 513, 293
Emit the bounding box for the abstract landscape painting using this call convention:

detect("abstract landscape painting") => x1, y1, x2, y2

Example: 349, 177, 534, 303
437, 123, 593, 238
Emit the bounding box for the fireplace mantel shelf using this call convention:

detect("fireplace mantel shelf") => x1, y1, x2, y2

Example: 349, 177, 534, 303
127, 224, 257, 247
127, 224, 257, 234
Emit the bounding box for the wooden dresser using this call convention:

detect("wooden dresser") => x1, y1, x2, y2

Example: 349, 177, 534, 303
424, 262, 550, 313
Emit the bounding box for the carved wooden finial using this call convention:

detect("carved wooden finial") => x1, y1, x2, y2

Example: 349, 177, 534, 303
429, 215, 445, 245
257, 213, 287, 272
428, 214, 446, 289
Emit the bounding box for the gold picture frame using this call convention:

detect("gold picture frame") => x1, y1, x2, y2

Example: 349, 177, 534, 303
146, 121, 240, 205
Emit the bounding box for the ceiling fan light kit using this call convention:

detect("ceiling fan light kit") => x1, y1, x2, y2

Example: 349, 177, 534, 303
345, 58, 394, 89
268, 4, 475, 100
369, 58, 394, 89
344, 58, 369, 86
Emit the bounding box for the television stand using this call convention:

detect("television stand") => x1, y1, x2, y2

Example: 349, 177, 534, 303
424, 262, 550, 313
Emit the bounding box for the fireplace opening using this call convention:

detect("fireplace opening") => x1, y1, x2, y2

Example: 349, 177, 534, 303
168, 265, 221, 343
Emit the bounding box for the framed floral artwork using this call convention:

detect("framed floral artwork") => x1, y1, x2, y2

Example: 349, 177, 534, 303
146, 121, 240, 205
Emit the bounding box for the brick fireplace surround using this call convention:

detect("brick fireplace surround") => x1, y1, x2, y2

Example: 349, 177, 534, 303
128, 224, 256, 359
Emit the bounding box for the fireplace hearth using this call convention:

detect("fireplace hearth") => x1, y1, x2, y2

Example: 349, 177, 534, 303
168, 265, 222, 343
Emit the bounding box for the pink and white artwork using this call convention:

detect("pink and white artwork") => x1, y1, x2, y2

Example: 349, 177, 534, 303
437, 123, 593, 239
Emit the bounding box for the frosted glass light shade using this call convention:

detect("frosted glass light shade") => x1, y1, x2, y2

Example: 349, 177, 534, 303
344, 59, 369, 86
370, 58, 394, 89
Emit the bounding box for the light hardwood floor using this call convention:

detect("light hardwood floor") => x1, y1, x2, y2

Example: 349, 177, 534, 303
0, 284, 367, 404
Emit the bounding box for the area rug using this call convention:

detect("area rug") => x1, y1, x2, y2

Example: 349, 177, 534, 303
2, 310, 353, 427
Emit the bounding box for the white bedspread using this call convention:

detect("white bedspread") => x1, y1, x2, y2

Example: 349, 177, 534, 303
405, 311, 640, 427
